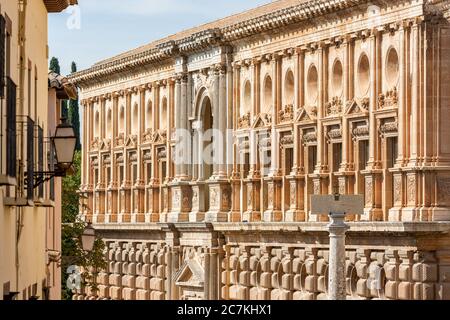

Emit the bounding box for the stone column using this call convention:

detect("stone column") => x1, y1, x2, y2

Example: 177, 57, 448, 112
327, 212, 350, 300
206, 63, 231, 222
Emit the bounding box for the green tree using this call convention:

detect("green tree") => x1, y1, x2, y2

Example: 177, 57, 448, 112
49, 56, 60, 74
68, 62, 81, 150
49, 57, 68, 118
61, 151, 106, 300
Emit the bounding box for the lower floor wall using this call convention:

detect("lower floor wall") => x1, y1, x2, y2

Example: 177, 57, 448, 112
72, 222, 450, 301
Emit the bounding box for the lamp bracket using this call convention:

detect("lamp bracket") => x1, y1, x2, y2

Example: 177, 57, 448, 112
25, 170, 66, 189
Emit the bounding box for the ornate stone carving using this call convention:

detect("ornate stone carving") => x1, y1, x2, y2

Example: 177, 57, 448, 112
326, 97, 343, 116
280, 134, 294, 147
328, 128, 342, 140
279, 104, 294, 122
302, 131, 317, 145
352, 124, 369, 140
437, 177, 450, 204
238, 112, 251, 129
290, 181, 297, 205
143, 128, 153, 143
394, 175, 402, 206
365, 179, 373, 206
91, 137, 100, 150
407, 175, 416, 205
378, 87, 398, 109
379, 120, 398, 137
115, 133, 125, 146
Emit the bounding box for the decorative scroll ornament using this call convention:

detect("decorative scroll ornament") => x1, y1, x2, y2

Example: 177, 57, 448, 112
302, 131, 317, 145
379, 120, 398, 138
279, 104, 294, 122
328, 128, 342, 141
378, 87, 398, 109
326, 97, 343, 116
280, 134, 294, 147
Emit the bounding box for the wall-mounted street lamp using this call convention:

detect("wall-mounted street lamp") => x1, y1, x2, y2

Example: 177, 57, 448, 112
29, 118, 77, 189
81, 222, 96, 252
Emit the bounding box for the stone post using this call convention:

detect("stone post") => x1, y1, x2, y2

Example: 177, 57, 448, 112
327, 212, 350, 300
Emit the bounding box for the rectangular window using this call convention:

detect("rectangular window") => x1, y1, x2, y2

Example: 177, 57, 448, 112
132, 163, 137, 182
387, 137, 398, 169
332, 143, 342, 173
284, 148, 293, 175
106, 167, 111, 184
243, 153, 250, 178
359, 140, 369, 171
6, 77, 16, 177
308, 146, 317, 174
119, 165, 124, 185
94, 168, 99, 186
161, 161, 167, 182
146, 162, 152, 183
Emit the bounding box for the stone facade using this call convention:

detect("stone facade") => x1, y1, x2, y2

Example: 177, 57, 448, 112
71, 0, 450, 300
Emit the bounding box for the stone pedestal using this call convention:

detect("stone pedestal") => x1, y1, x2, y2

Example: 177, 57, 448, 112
145, 183, 160, 222
189, 182, 206, 222
118, 185, 131, 223
309, 174, 329, 222
159, 185, 170, 222
243, 178, 261, 222
327, 212, 350, 300
105, 186, 118, 223
131, 183, 145, 223
167, 183, 191, 222
388, 171, 403, 221
228, 177, 242, 222
205, 180, 231, 222
361, 171, 383, 221
285, 176, 306, 222
263, 176, 282, 222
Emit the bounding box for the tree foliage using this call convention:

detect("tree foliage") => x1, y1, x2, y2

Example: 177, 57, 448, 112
68, 62, 81, 150
61, 151, 107, 300
49, 56, 60, 74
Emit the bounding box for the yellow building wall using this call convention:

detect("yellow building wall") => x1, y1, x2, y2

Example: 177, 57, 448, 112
0, 0, 55, 300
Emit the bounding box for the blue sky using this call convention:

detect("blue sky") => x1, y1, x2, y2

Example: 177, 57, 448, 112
48, 0, 272, 75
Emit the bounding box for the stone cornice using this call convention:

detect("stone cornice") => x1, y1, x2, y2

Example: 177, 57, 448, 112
69, 0, 368, 87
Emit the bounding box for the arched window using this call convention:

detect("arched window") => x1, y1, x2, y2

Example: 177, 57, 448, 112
307, 64, 318, 105
160, 97, 168, 130
132, 103, 139, 134
118, 105, 125, 133
284, 70, 295, 106
386, 47, 399, 87
106, 108, 112, 138
263, 75, 273, 114
331, 59, 343, 97
241, 80, 252, 116
357, 54, 370, 97
146, 100, 153, 129
94, 110, 100, 138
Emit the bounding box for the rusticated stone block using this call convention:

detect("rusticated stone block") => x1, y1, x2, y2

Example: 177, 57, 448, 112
250, 271, 257, 286
293, 274, 304, 291
109, 274, 121, 287
128, 263, 136, 276
412, 264, 437, 283
356, 279, 369, 297
384, 264, 398, 281
157, 253, 165, 265
150, 291, 165, 300
113, 262, 122, 274
282, 274, 293, 290
136, 276, 149, 290
300, 292, 316, 300
157, 265, 165, 278
305, 275, 317, 292
150, 277, 164, 291
239, 271, 251, 286
398, 282, 412, 300
398, 265, 412, 282
150, 264, 157, 277
221, 271, 228, 285
230, 270, 238, 285
136, 289, 149, 300
109, 286, 122, 300
97, 272, 109, 285
122, 275, 135, 288
257, 288, 270, 300
271, 273, 280, 288
141, 264, 150, 277
413, 283, 434, 300
317, 275, 327, 293
221, 286, 229, 300
122, 287, 136, 300
98, 285, 109, 298
260, 273, 272, 288
385, 281, 398, 300
292, 291, 303, 300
